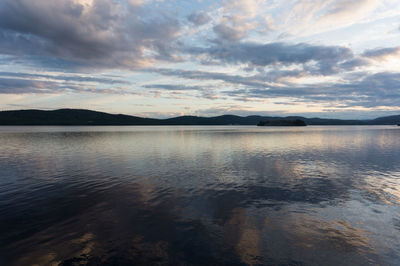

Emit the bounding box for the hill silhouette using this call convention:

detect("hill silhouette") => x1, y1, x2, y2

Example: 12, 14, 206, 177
0, 109, 399, 126
257, 119, 307, 126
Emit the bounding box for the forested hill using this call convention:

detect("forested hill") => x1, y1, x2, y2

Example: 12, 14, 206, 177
0, 109, 399, 125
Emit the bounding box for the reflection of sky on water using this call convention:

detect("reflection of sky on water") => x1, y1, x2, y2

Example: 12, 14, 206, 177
0, 126, 399, 265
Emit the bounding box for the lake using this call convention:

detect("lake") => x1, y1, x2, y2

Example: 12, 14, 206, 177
0, 126, 399, 265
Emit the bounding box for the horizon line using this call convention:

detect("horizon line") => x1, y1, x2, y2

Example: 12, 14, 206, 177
1, 108, 399, 121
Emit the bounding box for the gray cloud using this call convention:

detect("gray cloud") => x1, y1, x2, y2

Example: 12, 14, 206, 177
342, 72, 400, 105
362, 46, 400, 59
189, 42, 355, 75
0, 72, 131, 85
213, 23, 246, 41
0, 0, 398, 113
226, 72, 400, 108
207, 42, 351, 65
0, 77, 98, 94
151, 66, 400, 108
0, 76, 132, 95
187, 11, 211, 26
0, 77, 48, 94
151, 68, 268, 88
0, 0, 181, 69
338, 57, 369, 70
143, 84, 203, 91
143, 83, 218, 100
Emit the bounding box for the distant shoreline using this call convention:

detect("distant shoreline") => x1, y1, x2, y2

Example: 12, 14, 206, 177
0, 109, 399, 126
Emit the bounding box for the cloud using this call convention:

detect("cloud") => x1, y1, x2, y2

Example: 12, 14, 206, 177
350, 72, 400, 96
212, 17, 256, 42
0, 76, 133, 95
0, 0, 181, 69
210, 0, 261, 42
283, 0, 381, 36
0, 77, 103, 94
0, 72, 131, 85
222, 0, 258, 19
187, 11, 211, 26
190, 42, 355, 75
362, 46, 400, 60
225, 72, 400, 108
151, 66, 400, 108
143, 84, 203, 91
318, 0, 379, 25
0, 77, 49, 94
150, 68, 268, 88
0, 71, 133, 95
0, 0, 399, 116
142, 84, 219, 100
213, 23, 246, 42
338, 58, 369, 70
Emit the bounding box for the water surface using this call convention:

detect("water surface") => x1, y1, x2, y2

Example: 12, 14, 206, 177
0, 126, 400, 265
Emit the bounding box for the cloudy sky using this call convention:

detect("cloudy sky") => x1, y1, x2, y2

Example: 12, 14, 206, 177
0, 0, 399, 118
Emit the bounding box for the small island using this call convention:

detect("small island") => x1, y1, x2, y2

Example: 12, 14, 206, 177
257, 119, 307, 126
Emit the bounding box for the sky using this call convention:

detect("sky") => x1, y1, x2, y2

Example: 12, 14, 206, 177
0, 0, 399, 119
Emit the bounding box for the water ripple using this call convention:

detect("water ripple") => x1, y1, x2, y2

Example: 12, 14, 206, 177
0, 126, 399, 265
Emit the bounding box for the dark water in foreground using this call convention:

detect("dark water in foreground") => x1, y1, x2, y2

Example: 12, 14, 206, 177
0, 126, 400, 265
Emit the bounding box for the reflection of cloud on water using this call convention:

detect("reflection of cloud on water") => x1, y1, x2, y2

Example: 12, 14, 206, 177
2, 170, 396, 265
220, 208, 377, 265
8, 181, 176, 265
2, 128, 400, 265
288, 217, 373, 252
15, 231, 172, 266
223, 208, 261, 265
272, 214, 377, 265
14, 232, 96, 266
358, 171, 400, 205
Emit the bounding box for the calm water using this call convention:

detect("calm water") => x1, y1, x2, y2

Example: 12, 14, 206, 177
0, 126, 400, 265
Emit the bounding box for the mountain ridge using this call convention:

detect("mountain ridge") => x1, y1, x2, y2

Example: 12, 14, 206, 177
0, 108, 399, 125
